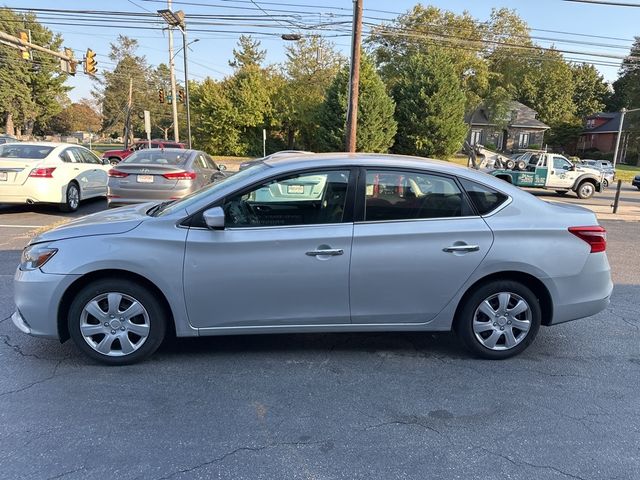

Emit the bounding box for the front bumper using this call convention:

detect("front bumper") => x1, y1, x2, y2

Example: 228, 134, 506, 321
13, 267, 81, 339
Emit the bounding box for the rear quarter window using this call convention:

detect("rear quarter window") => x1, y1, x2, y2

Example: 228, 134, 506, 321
460, 178, 509, 215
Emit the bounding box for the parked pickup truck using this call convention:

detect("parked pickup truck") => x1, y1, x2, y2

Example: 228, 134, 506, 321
489, 152, 605, 199
101, 140, 185, 165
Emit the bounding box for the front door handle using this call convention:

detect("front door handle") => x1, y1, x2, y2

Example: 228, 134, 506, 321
306, 249, 344, 257
443, 245, 480, 253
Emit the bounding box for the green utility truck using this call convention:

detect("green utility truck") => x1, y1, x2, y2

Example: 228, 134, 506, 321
489, 152, 605, 199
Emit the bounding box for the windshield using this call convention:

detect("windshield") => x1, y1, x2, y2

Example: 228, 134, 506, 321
0, 144, 54, 159
122, 150, 190, 165
154, 163, 270, 216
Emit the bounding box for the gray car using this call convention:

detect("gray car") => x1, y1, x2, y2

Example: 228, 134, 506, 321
12, 153, 612, 365
107, 148, 226, 207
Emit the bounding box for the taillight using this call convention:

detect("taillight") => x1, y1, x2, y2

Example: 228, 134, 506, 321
569, 226, 606, 253
29, 167, 56, 178
108, 169, 129, 178
163, 171, 196, 180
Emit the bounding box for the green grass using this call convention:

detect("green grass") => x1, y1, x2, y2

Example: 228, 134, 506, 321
615, 164, 640, 183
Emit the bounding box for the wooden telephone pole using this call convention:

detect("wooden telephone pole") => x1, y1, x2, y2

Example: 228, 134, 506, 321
345, 0, 363, 153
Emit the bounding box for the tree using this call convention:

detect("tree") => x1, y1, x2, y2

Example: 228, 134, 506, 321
0, 8, 69, 136
392, 49, 467, 158
94, 35, 155, 140
368, 5, 490, 112
229, 35, 266, 69
317, 55, 396, 152
49, 100, 101, 134
608, 37, 640, 111
275, 36, 344, 150
571, 63, 609, 118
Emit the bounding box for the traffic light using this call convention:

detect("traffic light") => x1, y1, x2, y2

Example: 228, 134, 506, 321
178, 89, 185, 104
19, 31, 30, 60
84, 48, 97, 76
158, 89, 165, 104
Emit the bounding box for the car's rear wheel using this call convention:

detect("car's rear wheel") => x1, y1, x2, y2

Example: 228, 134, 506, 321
456, 280, 541, 359
68, 279, 167, 365
59, 182, 80, 212
576, 181, 596, 199
109, 157, 120, 166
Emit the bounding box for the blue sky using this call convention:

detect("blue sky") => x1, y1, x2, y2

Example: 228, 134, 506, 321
10, 0, 640, 102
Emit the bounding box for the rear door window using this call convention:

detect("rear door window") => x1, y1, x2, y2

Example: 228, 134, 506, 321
363, 170, 473, 221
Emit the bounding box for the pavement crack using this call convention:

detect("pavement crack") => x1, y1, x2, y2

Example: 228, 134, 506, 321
0, 333, 45, 359
0, 359, 64, 397
0, 314, 10, 324
476, 447, 590, 480
157, 439, 329, 479
46, 466, 86, 479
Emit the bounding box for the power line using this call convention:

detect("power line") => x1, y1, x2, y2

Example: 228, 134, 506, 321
563, 0, 640, 6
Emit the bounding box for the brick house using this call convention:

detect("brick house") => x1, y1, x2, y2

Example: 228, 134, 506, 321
577, 112, 623, 155
466, 101, 550, 152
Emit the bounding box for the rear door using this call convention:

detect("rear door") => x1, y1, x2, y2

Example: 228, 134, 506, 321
350, 169, 493, 324
73, 147, 105, 197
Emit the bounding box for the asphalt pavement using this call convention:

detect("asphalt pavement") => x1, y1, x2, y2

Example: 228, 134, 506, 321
0, 195, 638, 480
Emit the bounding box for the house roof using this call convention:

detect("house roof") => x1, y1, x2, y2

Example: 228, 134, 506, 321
467, 101, 549, 130
583, 112, 622, 134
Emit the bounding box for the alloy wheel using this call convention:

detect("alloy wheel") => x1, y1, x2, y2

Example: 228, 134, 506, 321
68, 185, 80, 210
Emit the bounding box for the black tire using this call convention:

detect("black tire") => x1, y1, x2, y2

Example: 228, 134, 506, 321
59, 182, 80, 212
455, 280, 541, 360
603, 179, 609, 188
555, 190, 568, 196
506, 159, 516, 170
576, 181, 596, 199
67, 278, 167, 365
109, 157, 120, 166
516, 160, 527, 171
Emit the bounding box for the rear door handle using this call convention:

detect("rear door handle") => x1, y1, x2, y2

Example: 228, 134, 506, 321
306, 249, 344, 257
443, 245, 480, 253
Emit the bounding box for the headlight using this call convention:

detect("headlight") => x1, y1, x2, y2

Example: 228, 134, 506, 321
20, 245, 58, 271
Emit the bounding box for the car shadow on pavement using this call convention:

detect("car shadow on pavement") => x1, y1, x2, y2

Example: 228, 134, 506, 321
0, 197, 107, 218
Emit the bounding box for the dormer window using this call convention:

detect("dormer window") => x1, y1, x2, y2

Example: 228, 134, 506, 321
586, 119, 595, 129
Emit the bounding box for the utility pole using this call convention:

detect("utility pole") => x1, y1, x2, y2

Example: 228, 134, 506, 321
181, 23, 192, 149
124, 78, 133, 150
611, 107, 640, 167
167, 0, 179, 143
345, 0, 363, 153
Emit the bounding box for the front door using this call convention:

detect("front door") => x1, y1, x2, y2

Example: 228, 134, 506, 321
350, 169, 493, 324
546, 155, 576, 189
183, 169, 354, 329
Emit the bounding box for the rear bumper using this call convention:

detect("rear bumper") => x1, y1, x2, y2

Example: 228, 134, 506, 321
546, 252, 613, 325
0, 180, 65, 204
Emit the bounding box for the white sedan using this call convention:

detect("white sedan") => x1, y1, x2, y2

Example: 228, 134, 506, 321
0, 142, 110, 211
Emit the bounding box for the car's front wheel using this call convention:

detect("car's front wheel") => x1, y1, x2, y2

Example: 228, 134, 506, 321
68, 279, 167, 365
576, 181, 596, 199
456, 280, 541, 359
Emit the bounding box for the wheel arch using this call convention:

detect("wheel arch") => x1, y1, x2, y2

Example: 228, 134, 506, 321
57, 269, 176, 343
453, 271, 554, 328
571, 174, 599, 191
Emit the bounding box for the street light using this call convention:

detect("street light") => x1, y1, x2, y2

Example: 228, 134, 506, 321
157, 9, 192, 149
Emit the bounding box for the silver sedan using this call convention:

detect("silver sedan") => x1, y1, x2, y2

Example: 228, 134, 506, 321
12, 153, 612, 365
107, 148, 227, 208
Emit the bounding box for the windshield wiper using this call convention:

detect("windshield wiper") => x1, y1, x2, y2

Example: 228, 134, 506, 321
147, 200, 174, 217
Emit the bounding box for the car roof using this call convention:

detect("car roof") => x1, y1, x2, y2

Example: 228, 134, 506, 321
1, 141, 80, 148
263, 152, 465, 173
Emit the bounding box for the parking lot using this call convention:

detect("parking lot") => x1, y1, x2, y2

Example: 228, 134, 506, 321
0, 192, 638, 480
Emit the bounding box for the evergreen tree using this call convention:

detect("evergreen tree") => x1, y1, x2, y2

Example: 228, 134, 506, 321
317, 55, 396, 152
392, 49, 467, 158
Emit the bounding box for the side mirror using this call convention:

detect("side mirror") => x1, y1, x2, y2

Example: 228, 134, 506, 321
218, 164, 227, 171
203, 206, 225, 229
